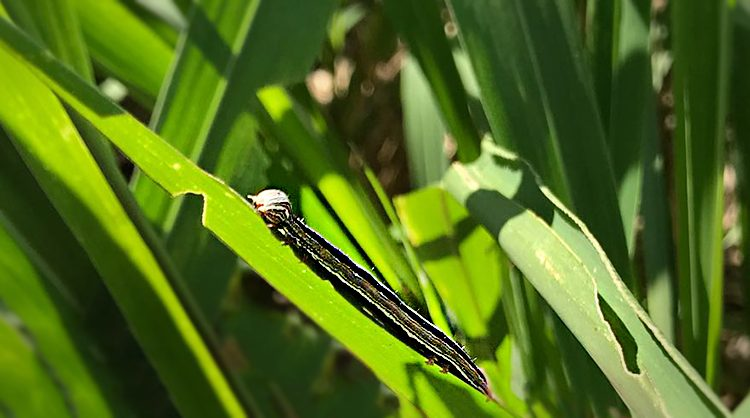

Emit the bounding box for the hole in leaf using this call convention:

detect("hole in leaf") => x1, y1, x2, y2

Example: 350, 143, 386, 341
598, 294, 640, 374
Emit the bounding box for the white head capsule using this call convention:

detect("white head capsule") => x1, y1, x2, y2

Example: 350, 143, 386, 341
248, 189, 293, 226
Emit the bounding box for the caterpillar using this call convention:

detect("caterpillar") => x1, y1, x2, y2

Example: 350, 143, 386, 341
249, 189, 493, 399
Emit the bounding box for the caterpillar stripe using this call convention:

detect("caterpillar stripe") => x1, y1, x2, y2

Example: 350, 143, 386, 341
248, 189, 493, 399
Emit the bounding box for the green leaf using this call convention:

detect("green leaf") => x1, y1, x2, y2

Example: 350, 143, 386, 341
0, 34, 245, 418
256, 87, 422, 299
400, 55, 451, 187
72, 0, 173, 104
500, 270, 565, 417
298, 185, 368, 267
226, 304, 388, 418
133, 0, 336, 228
3, 0, 93, 80
130, 0, 337, 317
641, 107, 677, 343
118, 0, 183, 46
362, 166, 452, 332
443, 142, 729, 417
670, 0, 729, 385
0, 221, 120, 417
130, 0, 259, 229
394, 187, 501, 339
606, 0, 653, 255
0, 17, 513, 417
584, 0, 615, 127
0, 134, 101, 306
0, 318, 70, 417
736, 394, 750, 418
445, 0, 633, 287
131, 0, 261, 317
394, 187, 529, 415
383, 0, 480, 162
0, 131, 178, 416
3, 0, 178, 318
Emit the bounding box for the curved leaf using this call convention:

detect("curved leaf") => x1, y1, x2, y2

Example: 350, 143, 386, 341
442, 142, 728, 418
0, 33, 246, 418
445, 0, 633, 288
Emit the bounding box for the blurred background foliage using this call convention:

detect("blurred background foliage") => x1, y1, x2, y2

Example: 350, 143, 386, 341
0, 0, 749, 416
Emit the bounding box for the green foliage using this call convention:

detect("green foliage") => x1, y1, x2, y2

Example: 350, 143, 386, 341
0, 0, 747, 416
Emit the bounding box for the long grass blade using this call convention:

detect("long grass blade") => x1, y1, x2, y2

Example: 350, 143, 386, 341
670, 0, 729, 385
0, 37, 247, 418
